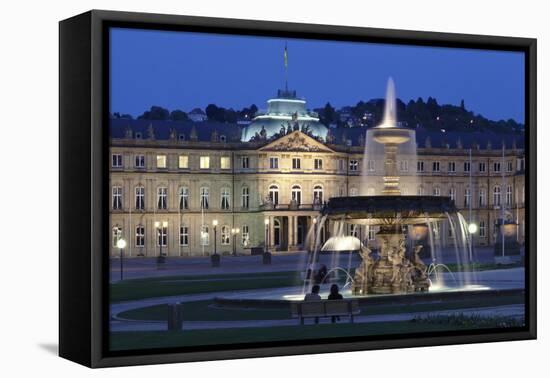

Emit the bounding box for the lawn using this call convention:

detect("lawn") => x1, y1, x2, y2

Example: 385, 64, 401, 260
110, 270, 303, 302
110, 316, 520, 351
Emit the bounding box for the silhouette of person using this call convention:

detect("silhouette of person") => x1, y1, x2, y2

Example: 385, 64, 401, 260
304, 285, 322, 324
327, 284, 343, 323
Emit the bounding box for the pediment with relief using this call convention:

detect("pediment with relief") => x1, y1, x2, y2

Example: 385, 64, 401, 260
259, 131, 334, 153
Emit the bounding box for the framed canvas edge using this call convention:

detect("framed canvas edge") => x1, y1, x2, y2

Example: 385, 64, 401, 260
58, 9, 537, 368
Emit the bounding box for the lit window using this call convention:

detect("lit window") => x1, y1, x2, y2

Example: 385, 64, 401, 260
135, 186, 145, 210
178, 155, 189, 169
156, 225, 167, 247
241, 225, 250, 246
220, 156, 231, 170
157, 187, 167, 210
112, 153, 123, 168
349, 160, 358, 171
241, 156, 249, 169
200, 156, 210, 169
314, 158, 323, 170
178, 187, 189, 210
179, 226, 189, 246
291, 185, 302, 205
135, 225, 145, 247
135, 154, 145, 168
156, 154, 167, 169
292, 158, 301, 170
200, 187, 209, 209
112, 186, 122, 210
242, 187, 250, 208
221, 225, 230, 245
269, 157, 279, 169
221, 188, 231, 209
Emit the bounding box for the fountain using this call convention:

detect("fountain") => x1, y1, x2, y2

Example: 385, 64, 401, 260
315, 78, 472, 295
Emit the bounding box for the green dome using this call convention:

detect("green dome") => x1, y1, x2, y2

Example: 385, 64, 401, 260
241, 89, 329, 141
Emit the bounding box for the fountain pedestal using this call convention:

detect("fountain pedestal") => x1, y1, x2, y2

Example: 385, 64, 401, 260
352, 226, 430, 295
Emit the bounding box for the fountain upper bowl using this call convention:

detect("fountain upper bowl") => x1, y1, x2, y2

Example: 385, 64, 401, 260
370, 125, 411, 145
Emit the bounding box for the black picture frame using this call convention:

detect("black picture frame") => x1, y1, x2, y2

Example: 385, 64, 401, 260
59, 9, 537, 368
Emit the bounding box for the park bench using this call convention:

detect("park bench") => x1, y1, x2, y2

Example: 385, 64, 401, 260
290, 299, 360, 325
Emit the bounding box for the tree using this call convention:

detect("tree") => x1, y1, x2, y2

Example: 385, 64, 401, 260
169, 110, 188, 121
138, 106, 169, 120
321, 102, 336, 124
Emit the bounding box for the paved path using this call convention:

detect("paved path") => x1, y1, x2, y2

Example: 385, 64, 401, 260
110, 268, 525, 332
110, 304, 525, 332
110, 247, 509, 282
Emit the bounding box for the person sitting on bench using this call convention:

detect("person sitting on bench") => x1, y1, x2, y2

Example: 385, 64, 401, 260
327, 284, 343, 323
304, 285, 322, 324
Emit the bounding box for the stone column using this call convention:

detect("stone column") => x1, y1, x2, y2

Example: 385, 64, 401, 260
288, 215, 294, 249
293, 215, 299, 246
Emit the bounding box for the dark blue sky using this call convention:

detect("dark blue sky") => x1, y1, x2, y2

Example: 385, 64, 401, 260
110, 28, 525, 123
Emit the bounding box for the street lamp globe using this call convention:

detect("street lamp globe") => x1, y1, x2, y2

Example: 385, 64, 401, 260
154, 221, 160, 228
162, 221, 168, 228
212, 219, 219, 227
116, 238, 127, 249
468, 223, 478, 234
264, 218, 269, 226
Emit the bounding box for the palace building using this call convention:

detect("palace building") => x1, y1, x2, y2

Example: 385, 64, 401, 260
109, 89, 526, 257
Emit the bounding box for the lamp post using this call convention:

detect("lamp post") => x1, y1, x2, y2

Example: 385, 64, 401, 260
232, 227, 240, 256
264, 218, 269, 254
211, 219, 220, 267
116, 238, 127, 281
154, 221, 168, 268
263, 218, 271, 265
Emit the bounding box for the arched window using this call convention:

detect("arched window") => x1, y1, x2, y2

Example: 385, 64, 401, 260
269, 184, 279, 206
200, 187, 209, 209
433, 187, 441, 196
241, 187, 250, 208
178, 187, 189, 210
221, 188, 231, 210
417, 186, 424, 196
291, 185, 302, 205
493, 186, 501, 206
479, 188, 487, 206
367, 187, 375, 195
349, 187, 358, 197
221, 225, 230, 245
200, 225, 209, 246
313, 185, 323, 204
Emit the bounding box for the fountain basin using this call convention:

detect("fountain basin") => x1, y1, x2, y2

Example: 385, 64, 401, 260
322, 195, 457, 225
371, 126, 411, 145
